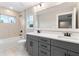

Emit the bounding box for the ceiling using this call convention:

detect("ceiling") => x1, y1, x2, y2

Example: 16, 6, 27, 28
33, 2, 64, 12
0, 2, 40, 12
0, 2, 64, 12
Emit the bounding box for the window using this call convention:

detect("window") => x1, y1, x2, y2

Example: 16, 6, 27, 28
0, 15, 16, 24
27, 15, 33, 28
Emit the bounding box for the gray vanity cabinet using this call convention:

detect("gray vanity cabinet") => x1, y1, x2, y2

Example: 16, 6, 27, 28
26, 34, 79, 56
51, 46, 67, 56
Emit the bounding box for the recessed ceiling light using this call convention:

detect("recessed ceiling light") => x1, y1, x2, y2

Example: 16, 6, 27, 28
9, 7, 13, 9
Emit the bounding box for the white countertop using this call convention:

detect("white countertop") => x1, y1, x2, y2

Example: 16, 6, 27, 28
27, 32, 79, 44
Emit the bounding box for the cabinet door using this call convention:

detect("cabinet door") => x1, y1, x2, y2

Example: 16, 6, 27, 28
51, 46, 67, 56
68, 51, 79, 56
27, 35, 38, 56
27, 39, 33, 55
26, 35, 33, 55
32, 40, 38, 56
26, 36, 28, 51
26, 35, 31, 51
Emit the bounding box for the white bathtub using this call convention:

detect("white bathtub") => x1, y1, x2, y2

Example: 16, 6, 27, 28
0, 36, 27, 56
0, 36, 26, 45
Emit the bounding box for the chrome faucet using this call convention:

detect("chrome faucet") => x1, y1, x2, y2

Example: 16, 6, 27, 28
64, 32, 71, 37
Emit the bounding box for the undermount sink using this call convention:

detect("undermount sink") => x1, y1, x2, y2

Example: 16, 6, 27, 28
58, 36, 79, 40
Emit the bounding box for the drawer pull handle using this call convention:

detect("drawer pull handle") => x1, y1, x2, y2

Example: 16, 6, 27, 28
41, 45, 47, 48
30, 41, 33, 46
40, 39, 47, 42
64, 53, 68, 56
64, 53, 66, 56
40, 50, 47, 55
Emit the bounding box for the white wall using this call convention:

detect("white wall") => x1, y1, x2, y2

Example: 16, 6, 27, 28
0, 7, 21, 39
19, 10, 26, 38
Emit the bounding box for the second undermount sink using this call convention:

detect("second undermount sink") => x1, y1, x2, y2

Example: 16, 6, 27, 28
58, 36, 79, 40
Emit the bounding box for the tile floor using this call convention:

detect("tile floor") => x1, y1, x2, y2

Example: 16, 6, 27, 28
0, 37, 29, 56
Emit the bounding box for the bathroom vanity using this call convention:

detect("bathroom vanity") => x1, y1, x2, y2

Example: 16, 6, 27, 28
26, 33, 79, 56
25, 3, 79, 56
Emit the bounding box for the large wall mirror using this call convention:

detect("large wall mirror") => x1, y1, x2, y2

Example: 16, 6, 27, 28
26, 2, 79, 32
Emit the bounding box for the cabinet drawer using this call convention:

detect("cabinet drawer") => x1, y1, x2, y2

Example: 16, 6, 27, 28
39, 37, 50, 44
39, 48, 50, 56
51, 39, 70, 49
39, 42, 50, 51
27, 34, 38, 41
